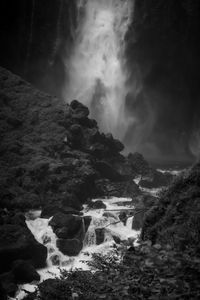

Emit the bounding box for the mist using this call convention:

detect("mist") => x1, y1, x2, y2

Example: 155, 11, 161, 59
64, 0, 134, 140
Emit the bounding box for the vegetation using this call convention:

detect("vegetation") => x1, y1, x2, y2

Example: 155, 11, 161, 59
142, 163, 200, 256
24, 242, 200, 300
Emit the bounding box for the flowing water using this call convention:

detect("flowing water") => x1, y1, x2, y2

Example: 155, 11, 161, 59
16, 197, 139, 299
64, 0, 134, 139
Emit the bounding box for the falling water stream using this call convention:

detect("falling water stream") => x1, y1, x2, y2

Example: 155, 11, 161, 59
64, 0, 134, 139
16, 197, 139, 299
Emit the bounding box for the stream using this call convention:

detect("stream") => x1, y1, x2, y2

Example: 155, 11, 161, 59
15, 197, 140, 299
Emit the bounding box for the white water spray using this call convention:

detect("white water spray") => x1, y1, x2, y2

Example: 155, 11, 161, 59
64, 0, 133, 139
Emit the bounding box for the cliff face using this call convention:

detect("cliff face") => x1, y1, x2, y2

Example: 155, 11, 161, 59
125, 0, 200, 162
0, 0, 77, 98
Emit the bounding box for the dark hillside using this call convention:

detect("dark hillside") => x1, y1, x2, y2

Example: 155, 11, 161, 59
142, 162, 200, 256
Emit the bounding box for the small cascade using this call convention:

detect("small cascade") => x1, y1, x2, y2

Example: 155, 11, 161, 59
23, 198, 140, 290
126, 216, 134, 230
26, 217, 64, 267
83, 226, 96, 247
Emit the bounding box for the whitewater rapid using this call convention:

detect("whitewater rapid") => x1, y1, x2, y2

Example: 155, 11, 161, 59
15, 197, 139, 300
64, 0, 133, 139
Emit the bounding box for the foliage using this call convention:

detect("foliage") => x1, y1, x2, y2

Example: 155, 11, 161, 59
23, 242, 200, 300
142, 163, 200, 255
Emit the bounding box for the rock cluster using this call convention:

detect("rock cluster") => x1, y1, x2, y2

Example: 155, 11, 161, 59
0, 209, 47, 297
0, 66, 147, 216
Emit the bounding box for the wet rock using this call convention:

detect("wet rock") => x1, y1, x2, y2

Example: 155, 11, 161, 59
103, 212, 118, 220
12, 260, 40, 283
95, 228, 105, 245
55, 227, 73, 239
119, 212, 127, 225
49, 213, 89, 242
56, 238, 83, 256
70, 100, 89, 119
62, 206, 83, 216
139, 170, 173, 188
112, 235, 121, 244
132, 210, 145, 230
0, 281, 7, 300
88, 200, 106, 209
104, 133, 124, 153
83, 216, 92, 232
49, 213, 82, 232
0, 272, 17, 298
0, 224, 47, 273
49, 254, 60, 266
41, 234, 51, 245
95, 179, 140, 198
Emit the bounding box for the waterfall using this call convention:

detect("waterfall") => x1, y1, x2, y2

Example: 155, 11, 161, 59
64, 0, 134, 140
126, 216, 133, 230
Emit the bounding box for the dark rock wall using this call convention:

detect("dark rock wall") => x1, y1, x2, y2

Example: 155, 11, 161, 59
0, 0, 77, 98
142, 162, 200, 255
125, 0, 200, 162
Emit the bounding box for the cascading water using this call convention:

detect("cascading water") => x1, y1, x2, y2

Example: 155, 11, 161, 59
16, 197, 139, 299
64, 0, 134, 140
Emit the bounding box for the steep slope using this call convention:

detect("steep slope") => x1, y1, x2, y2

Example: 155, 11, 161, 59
0, 66, 142, 215
142, 162, 200, 256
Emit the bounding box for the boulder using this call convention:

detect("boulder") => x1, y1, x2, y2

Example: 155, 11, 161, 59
12, 260, 40, 283
0, 224, 47, 273
70, 100, 89, 119
83, 216, 92, 232
55, 227, 74, 239
132, 210, 145, 230
119, 212, 127, 225
0, 272, 17, 298
103, 212, 118, 220
139, 170, 173, 188
88, 200, 106, 209
112, 235, 121, 244
95, 228, 105, 245
104, 133, 124, 153
56, 238, 83, 256
49, 254, 60, 266
49, 213, 82, 233
95, 179, 140, 198
49, 213, 89, 241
